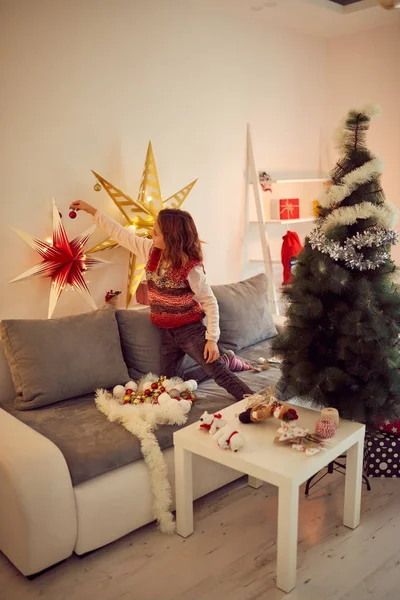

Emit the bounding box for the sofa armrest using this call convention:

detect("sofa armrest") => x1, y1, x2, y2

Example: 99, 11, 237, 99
0, 408, 77, 576
273, 314, 287, 335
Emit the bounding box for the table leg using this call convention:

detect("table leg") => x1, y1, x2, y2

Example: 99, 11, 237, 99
248, 476, 263, 489
174, 445, 193, 537
276, 481, 299, 593
343, 437, 363, 529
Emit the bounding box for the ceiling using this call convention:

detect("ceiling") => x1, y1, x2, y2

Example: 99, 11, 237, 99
197, 0, 400, 38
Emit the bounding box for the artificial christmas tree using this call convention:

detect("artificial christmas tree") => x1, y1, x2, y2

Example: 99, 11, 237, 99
273, 105, 400, 424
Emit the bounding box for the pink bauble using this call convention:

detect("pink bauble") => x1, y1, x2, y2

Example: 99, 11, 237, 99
315, 419, 337, 439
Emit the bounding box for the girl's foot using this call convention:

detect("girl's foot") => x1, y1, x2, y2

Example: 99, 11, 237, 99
220, 350, 260, 372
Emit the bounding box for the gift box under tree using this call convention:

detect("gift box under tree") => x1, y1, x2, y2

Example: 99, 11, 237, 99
279, 198, 300, 220
364, 429, 400, 478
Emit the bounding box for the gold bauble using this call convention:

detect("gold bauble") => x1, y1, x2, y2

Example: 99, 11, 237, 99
94, 183, 102, 192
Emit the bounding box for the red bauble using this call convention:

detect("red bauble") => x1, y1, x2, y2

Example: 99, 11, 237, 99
69, 210, 77, 219
123, 400, 130, 405
151, 382, 158, 390
160, 386, 165, 393
126, 388, 133, 395
144, 389, 151, 396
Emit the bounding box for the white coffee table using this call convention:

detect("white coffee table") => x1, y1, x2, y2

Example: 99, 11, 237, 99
173, 400, 365, 593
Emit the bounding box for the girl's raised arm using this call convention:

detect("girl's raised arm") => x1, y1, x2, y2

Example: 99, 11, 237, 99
70, 200, 153, 259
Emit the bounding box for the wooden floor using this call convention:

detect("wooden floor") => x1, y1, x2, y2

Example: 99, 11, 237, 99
1, 472, 399, 600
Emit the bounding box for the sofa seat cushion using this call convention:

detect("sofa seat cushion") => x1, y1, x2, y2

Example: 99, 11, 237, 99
2, 339, 281, 486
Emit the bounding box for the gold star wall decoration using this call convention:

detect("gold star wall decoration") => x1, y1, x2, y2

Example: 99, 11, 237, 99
88, 142, 197, 307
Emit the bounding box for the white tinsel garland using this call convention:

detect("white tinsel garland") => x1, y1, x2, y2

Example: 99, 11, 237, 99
319, 157, 384, 210
321, 202, 398, 235
95, 388, 191, 533
308, 227, 398, 271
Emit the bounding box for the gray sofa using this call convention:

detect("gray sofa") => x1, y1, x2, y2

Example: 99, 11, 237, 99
0, 274, 284, 577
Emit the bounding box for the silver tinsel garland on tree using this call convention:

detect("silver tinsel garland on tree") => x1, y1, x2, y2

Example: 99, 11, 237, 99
308, 227, 398, 271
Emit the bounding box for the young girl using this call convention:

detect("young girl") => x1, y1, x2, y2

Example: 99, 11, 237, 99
70, 200, 253, 400
70, 200, 254, 400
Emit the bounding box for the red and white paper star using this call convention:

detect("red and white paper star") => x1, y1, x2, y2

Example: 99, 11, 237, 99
10, 203, 108, 318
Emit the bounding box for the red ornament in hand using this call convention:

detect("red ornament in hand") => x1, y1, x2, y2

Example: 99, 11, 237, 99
69, 210, 77, 219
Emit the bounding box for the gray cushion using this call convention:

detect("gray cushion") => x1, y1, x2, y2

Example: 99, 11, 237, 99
0, 339, 281, 485
212, 273, 277, 352
116, 309, 162, 379
116, 308, 197, 379
0, 310, 129, 410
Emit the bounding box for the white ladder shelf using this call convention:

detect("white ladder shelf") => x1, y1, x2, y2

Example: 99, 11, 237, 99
244, 124, 280, 316
244, 124, 327, 317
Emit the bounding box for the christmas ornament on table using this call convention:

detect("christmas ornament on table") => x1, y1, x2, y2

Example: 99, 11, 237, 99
198, 411, 244, 451
272, 105, 400, 425
258, 171, 273, 193
9, 202, 108, 318
213, 424, 244, 452
86, 142, 197, 307
281, 230, 303, 284
198, 411, 227, 435
279, 198, 300, 220
274, 422, 328, 456
238, 387, 299, 424
104, 289, 122, 309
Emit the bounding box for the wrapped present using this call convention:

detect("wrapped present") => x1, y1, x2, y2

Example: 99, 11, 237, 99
374, 417, 400, 435
364, 429, 400, 478
136, 281, 149, 305
279, 198, 299, 220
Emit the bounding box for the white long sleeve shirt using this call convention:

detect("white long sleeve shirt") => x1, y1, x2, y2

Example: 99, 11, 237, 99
93, 211, 220, 342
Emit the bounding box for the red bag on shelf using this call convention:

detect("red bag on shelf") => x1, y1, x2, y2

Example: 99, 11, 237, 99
281, 231, 303, 284
279, 198, 300, 220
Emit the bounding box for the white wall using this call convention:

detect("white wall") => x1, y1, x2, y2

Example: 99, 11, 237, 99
326, 22, 400, 262
0, 0, 327, 319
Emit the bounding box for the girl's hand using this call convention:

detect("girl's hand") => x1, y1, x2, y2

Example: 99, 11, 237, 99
204, 340, 220, 364
69, 200, 97, 216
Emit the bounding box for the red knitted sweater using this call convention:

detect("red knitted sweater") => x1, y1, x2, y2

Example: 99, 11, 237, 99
146, 247, 205, 329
